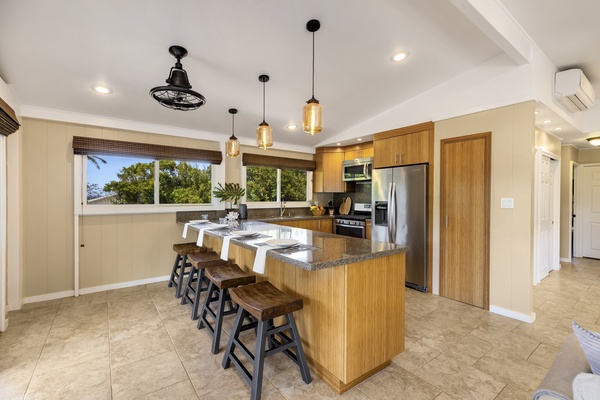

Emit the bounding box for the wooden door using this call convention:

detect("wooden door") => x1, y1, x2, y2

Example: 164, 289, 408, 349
582, 165, 600, 259
440, 132, 490, 309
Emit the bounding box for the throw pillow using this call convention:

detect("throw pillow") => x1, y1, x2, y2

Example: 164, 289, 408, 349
573, 321, 600, 375
573, 373, 600, 400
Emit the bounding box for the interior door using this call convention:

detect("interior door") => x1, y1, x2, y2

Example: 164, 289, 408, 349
440, 132, 490, 309
582, 165, 600, 259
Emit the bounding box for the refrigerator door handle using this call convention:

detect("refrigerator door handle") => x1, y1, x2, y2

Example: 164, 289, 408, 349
387, 182, 396, 243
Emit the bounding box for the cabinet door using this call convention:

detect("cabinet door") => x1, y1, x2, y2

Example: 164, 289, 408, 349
319, 219, 333, 233
322, 152, 345, 192
398, 130, 429, 165
366, 220, 372, 240
361, 147, 374, 159
373, 136, 398, 168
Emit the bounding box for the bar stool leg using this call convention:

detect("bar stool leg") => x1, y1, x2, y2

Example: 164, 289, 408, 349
211, 288, 228, 354
198, 282, 217, 330
168, 254, 181, 288
175, 254, 189, 298
222, 307, 246, 369
181, 265, 197, 305
251, 321, 268, 400
190, 269, 207, 320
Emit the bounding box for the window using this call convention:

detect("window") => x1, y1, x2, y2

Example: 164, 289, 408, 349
245, 166, 309, 204
241, 153, 315, 206
86, 155, 212, 205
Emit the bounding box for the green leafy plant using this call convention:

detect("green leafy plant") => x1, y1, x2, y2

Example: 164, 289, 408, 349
213, 183, 246, 205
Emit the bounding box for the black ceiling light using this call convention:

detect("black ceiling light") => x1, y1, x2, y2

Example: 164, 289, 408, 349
302, 19, 322, 135
149, 45, 206, 111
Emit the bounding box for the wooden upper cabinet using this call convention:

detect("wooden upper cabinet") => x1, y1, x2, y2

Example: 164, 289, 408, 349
344, 143, 374, 160
313, 148, 349, 193
373, 122, 433, 168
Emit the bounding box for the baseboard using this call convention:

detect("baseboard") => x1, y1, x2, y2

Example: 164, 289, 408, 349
17, 276, 170, 306
7, 299, 25, 311
560, 257, 571, 263
78, 275, 169, 295
489, 305, 536, 324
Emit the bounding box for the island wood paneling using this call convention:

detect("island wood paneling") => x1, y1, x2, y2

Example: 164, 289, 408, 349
203, 234, 405, 393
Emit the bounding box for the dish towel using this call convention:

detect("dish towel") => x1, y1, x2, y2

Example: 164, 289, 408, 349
195, 226, 214, 247
220, 235, 241, 261
253, 245, 272, 274
182, 223, 192, 238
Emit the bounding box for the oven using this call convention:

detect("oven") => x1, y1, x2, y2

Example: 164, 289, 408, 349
334, 218, 366, 239
333, 202, 371, 239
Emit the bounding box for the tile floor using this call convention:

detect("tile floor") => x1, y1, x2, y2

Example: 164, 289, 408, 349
1, 257, 599, 400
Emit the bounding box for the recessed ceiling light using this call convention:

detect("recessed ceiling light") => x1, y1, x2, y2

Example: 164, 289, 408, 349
543, 119, 552, 124
391, 51, 409, 63
92, 85, 112, 94
357, 138, 362, 142
287, 124, 297, 130
336, 142, 341, 146
555, 127, 562, 131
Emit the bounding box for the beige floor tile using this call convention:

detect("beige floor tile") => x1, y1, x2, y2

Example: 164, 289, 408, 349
434, 393, 457, 400
135, 379, 199, 400
494, 383, 532, 400
421, 308, 482, 331
145, 280, 171, 293
405, 314, 444, 341
392, 337, 440, 372
474, 348, 548, 391
419, 327, 492, 366
110, 325, 174, 368
109, 311, 163, 342
25, 355, 111, 400
36, 338, 110, 375
413, 354, 505, 400
59, 291, 107, 309
0, 359, 38, 400
511, 318, 571, 348
111, 350, 188, 400
527, 342, 560, 369
469, 323, 540, 359
356, 362, 440, 400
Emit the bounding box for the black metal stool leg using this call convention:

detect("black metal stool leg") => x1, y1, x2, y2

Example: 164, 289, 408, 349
222, 307, 247, 369
287, 314, 312, 384
175, 255, 188, 298
198, 282, 217, 330
211, 288, 228, 354
251, 321, 268, 400
181, 265, 197, 305
168, 254, 181, 288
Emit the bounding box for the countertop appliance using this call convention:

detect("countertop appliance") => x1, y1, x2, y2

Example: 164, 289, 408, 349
334, 203, 371, 239
342, 157, 372, 182
372, 164, 428, 292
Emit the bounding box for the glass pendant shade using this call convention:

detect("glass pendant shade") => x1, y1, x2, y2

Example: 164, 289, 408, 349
226, 135, 240, 157
303, 98, 323, 135
256, 122, 273, 150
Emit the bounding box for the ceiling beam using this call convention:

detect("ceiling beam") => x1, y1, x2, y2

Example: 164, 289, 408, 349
450, 0, 532, 66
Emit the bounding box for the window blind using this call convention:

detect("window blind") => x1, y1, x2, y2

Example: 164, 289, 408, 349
242, 153, 316, 171
0, 96, 19, 137
72, 136, 222, 164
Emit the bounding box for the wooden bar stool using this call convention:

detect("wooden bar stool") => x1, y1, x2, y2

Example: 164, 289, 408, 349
169, 242, 205, 298
222, 281, 312, 400
182, 251, 228, 320
197, 264, 256, 354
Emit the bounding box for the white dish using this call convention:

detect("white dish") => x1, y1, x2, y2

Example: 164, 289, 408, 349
231, 230, 259, 237
265, 239, 299, 248
189, 220, 209, 224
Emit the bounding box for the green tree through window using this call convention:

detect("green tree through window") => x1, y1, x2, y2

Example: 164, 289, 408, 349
246, 166, 307, 202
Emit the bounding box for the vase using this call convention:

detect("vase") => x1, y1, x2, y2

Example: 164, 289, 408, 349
239, 204, 248, 219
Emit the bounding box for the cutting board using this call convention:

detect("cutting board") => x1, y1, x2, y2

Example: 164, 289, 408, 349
339, 197, 352, 215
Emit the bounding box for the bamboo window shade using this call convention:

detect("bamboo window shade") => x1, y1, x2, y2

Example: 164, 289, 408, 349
72, 136, 223, 164
242, 153, 316, 171
0, 96, 20, 137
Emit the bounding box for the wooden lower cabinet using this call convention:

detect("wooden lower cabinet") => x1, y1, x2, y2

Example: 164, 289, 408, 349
366, 220, 372, 240
273, 218, 333, 233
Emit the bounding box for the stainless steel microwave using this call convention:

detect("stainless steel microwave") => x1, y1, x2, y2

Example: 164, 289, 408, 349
342, 157, 373, 182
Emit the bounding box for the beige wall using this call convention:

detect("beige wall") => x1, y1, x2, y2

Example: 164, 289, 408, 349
578, 147, 600, 164
21, 118, 220, 297
535, 128, 562, 157
434, 101, 536, 319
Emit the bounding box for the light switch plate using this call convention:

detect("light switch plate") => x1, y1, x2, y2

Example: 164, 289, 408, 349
501, 198, 514, 209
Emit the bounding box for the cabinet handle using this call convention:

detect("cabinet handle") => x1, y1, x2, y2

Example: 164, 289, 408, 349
400, 153, 403, 164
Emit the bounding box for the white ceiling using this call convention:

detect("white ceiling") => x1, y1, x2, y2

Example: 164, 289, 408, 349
1, 0, 599, 150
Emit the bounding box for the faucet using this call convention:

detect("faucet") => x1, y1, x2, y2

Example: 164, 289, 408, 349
280, 197, 286, 217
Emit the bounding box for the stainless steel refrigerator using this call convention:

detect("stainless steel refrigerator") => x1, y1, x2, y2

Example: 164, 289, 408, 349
372, 164, 428, 292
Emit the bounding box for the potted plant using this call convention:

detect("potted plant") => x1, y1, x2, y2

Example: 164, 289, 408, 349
213, 183, 246, 209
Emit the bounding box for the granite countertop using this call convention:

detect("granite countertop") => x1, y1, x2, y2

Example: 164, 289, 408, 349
186, 220, 407, 271
254, 215, 334, 222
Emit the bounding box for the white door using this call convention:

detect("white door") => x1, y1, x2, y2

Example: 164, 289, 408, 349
582, 165, 600, 259
538, 155, 554, 279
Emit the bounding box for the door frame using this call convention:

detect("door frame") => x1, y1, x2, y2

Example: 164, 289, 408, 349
1, 135, 7, 331
575, 163, 600, 258
439, 132, 491, 309
533, 150, 560, 285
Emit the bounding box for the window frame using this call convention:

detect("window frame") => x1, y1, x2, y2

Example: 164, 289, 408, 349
75, 155, 223, 216
241, 164, 312, 209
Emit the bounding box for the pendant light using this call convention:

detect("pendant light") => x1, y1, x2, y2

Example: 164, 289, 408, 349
226, 108, 240, 157
256, 74, 273, 150
303, 19, 323, 135
149, 45, 206, 111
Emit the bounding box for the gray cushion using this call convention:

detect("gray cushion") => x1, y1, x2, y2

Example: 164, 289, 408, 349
572, 321, 600, 375
572, 373, 600, 400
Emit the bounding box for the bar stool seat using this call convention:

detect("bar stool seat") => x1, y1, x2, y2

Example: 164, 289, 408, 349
182, 251, 228, 320
198, 264, 256, 354
169, 242, 205, 298
222, 281, 311, 400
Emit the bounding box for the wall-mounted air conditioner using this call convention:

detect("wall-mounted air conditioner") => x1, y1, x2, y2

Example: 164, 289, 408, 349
555, 69, 595, 112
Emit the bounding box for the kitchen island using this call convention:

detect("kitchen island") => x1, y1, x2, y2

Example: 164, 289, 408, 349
191, 221, 407, 393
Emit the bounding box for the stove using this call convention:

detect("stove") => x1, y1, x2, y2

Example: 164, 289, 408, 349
334, 203, 371, 238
